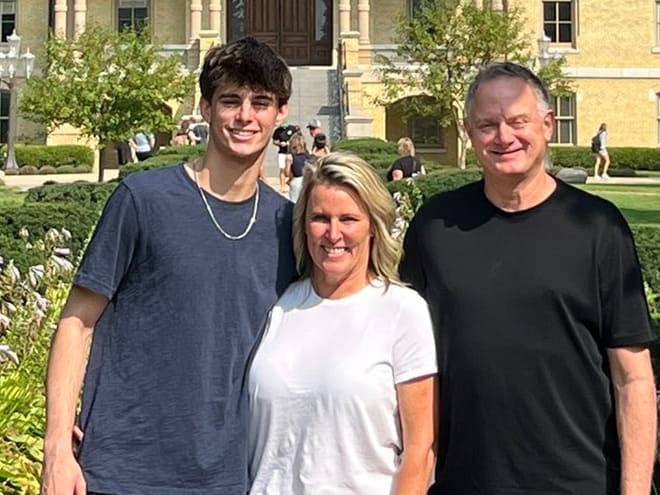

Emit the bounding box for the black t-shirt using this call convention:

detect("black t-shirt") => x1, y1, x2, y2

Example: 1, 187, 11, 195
387, 155, 422, 181
290, 152, 312, 178
400, 179, 653, 495
272, 125, 299, 153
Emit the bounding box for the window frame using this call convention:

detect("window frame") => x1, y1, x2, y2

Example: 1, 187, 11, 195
550, 94, 576, 145
0, 0, 15, 43
542, 0, 575, 46
409, 114, 445, 150
117, 0, 149, 33
656, 1, 660, 45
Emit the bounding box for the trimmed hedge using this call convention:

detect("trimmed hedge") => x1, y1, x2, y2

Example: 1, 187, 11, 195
3, 144, 94, 170
25, 181, 118, 207
0, 203, 101, 271
387, 169, 483, 201
630, 225, 660, 294
157, 144, 206, 160
332, 137, 398, 157
119, 154, 189, 178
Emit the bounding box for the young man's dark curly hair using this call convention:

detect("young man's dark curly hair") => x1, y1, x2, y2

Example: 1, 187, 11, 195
199, 37, 292, 108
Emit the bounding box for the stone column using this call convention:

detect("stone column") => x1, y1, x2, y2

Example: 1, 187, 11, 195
357, 0, 370, 45
190, 0, 203, 42
53, 0, 67, 38
209, 0, 222, 37
73, 0, 86, 37
339, 0, 351, 35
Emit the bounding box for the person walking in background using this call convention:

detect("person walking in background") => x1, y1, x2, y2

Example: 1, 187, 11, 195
387, 137, 426, 181
311, 132, 330, 158
272, 121, 300, 193
592, 122, 611, 179
249, 152, 437, 495
284, 134, 311, 203
40, 37, 296, 495
401, 62, 656, 495
129, 130, 155, 162
306, 118, 323, 140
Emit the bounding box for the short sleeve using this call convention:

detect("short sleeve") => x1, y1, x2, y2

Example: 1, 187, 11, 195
73, 183, 140, 300
599, 206, 654, 348
392, 290, 437, 384
400, 215, 427, 295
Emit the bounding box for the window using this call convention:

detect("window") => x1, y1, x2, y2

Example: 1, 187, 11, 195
0, 89, 9, 144
410, 115, 444, 148
550, 94, 575, 144
408, 0, 425, 17
0, 0, 15, 42
542, 0, 574, 44
118, 0, 148, 32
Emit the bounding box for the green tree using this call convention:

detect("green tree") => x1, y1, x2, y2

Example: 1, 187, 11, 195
377, 0, 573, 168
20, 25, 196, 149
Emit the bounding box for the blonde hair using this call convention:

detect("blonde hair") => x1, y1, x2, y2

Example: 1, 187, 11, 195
289, 134, 307, 154
397, 137, 415, 157
293, 151, 402, 287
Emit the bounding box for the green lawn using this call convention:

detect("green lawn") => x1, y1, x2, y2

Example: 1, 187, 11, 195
578, 184, 660, 226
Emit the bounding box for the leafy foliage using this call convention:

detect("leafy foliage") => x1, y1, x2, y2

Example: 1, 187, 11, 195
118, 148, 204, 178
0, 230, 75, 495
0, 203, 101, 272
1, 145, 94, 171
376, 0, 572, 168
25, 181, 118, 207
20, 25, 196, 147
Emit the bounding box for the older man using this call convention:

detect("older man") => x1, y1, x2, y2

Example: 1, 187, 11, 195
401, 62, 656, 495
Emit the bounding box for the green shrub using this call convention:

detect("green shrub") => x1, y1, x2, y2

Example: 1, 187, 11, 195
157, 144, 206, 160
55, 165, 76, 174
18, 165, 38, 175
25, 181, 118, 207
73, 164, 92, 173
38, 165, 57, 175
631, 225, 660, 294
0, 203, 101, 272
119, 154, 185, 178
6, 144, 94, 169
387, 169, 483, 201
332, 137, 399, 157
548, 147, 660, 172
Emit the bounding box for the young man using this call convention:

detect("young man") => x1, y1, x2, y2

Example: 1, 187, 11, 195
401, 62, 656, 495
306, 118, 323, 138
272, 121, 300, 192
40, 37, 297, 495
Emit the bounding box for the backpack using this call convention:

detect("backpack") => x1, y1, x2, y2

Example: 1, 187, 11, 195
590, 133, 600, 153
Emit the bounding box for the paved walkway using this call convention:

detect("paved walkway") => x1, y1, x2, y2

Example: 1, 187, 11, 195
2, 169, 659, 192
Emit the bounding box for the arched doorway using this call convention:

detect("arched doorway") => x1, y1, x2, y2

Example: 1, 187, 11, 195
228, 0, 332, 66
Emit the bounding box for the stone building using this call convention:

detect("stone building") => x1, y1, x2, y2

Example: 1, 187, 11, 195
5, 0, 660, 165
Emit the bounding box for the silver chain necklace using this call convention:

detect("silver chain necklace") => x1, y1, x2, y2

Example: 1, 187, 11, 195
193, 166, 259, 240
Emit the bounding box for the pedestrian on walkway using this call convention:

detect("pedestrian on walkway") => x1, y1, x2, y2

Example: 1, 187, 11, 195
592, 122, 611, 179
40, 37, 296, 495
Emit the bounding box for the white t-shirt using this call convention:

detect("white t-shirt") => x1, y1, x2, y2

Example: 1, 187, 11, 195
248, 278, 437, 495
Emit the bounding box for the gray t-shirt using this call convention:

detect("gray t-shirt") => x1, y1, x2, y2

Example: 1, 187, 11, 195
74, 164, 296, 495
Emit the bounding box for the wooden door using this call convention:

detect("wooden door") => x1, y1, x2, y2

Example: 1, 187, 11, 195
242, 0, 331, 66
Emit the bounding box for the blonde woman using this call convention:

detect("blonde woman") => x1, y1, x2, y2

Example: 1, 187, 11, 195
285, 134, 312, 202
249, 152, 437, 495
388, 137, 426, 181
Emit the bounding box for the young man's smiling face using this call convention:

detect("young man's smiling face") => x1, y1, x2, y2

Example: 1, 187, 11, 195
201, 84, 288, 162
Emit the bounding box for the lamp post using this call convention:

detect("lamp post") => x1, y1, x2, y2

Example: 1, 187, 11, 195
0, 30, 35, 173
537, 33, 560, 68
